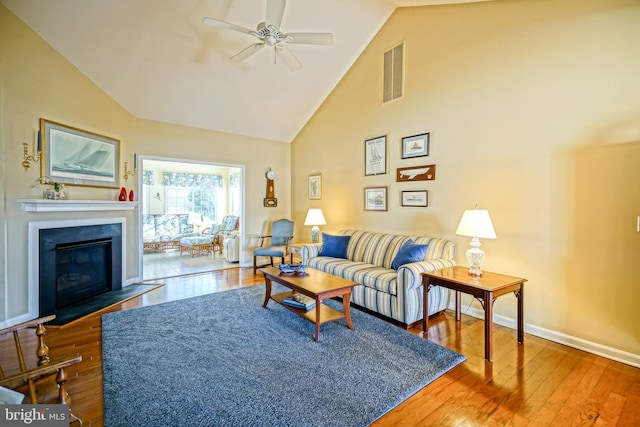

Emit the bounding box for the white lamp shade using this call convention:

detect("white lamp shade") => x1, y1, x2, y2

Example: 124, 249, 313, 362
455, 209, 497, 239
304, 208, 326, 226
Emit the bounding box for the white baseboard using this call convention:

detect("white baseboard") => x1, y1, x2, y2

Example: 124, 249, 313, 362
455, 305, 640, 368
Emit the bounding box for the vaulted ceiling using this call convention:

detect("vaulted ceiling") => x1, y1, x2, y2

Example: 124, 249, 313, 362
2, 0, 490, 142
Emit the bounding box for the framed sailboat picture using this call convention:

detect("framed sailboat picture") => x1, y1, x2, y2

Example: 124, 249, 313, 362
401, 133, 429, 159
40, 119, 120, 188
365, 135, 387, 176
364, 186, 388, 211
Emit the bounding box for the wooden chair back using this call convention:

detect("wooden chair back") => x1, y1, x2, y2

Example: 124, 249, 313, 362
0, 315, 82, 418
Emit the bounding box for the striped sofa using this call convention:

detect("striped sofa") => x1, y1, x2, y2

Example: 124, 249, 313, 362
300, 230, 455, 328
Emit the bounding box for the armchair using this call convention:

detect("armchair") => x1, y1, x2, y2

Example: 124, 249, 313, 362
253, 218, 294, 274
203, 215, 239, 254
0, 315, 82, 424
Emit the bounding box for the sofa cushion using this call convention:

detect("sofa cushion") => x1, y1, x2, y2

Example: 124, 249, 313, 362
340, 230, 410, 269
307, 257, 398, 295
391, 240, 429, 270
319, 233, 350, 258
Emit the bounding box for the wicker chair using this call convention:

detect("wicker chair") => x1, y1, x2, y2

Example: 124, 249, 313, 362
203, 215, 239, 254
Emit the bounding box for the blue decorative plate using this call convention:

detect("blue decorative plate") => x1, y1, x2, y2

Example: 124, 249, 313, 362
278, 264, 307, 274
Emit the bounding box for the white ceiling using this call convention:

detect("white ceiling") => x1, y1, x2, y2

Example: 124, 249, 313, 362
2, 0, 491, 142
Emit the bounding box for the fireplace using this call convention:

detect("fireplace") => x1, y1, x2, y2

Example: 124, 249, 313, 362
32, 219, 124, 318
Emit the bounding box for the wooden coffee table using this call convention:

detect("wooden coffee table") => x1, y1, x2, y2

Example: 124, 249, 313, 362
259, 267, 357, 342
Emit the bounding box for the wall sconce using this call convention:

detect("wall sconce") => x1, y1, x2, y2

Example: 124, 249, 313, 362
123, 153, 137, 181
22, 142, 41, 172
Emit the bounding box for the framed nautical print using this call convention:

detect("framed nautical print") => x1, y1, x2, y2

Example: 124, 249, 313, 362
40, 118, 120, 188
364, 186, 388, 211
365, 135, 387, 176
401, 133, 429, 159
401, 190, 428, 207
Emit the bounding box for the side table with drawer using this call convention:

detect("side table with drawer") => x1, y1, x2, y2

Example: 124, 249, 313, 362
288, 243, 310, 264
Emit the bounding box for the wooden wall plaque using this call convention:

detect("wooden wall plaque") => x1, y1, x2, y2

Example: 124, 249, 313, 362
396, 164, 436, 182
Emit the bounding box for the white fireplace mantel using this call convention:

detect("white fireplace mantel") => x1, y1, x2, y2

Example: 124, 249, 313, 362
18, 199, 138, 212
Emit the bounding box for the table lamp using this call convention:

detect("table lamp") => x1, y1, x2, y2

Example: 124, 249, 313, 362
304, 208, 326, 243
455, 209, 497, 276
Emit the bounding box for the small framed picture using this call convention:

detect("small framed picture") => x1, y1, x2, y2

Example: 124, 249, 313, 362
365, 135, 387, 176
309, 174, 322, 200
401, 190, 428, 207
401, 133, 429, 159
364, 186, 388, 211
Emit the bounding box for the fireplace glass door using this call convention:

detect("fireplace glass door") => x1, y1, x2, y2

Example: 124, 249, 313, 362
56, 239, 112, 308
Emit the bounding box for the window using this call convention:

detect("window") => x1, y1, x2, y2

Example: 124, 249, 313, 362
165, 186, 217, 219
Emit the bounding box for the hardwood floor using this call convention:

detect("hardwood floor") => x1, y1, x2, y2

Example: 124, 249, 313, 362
5, 267, 640, 426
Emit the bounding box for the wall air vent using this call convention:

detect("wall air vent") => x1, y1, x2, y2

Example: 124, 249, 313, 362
383, 42, 404, 103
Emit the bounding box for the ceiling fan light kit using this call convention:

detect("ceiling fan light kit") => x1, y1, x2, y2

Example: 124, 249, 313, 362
202, 0, 333, 71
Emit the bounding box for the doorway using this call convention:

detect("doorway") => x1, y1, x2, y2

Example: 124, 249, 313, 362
139, 157, 243, 280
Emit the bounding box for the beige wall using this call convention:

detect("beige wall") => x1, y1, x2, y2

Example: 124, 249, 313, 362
0, 5, 291, 325
292, 0, 640, 360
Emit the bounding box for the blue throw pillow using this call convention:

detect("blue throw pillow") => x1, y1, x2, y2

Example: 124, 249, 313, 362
391, 240, 429, 270
318, 233, 351, 259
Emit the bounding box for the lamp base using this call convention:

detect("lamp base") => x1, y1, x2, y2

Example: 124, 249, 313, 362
467, 266, 483, 277
311, 226, 320, 243
466, 237, 486, 277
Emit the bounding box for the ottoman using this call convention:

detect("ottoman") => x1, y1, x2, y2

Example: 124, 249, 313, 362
223, 235, 240, 262
179, 235, 214, 257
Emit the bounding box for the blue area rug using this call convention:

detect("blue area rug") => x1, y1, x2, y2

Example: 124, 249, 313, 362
102, 285, 465, 426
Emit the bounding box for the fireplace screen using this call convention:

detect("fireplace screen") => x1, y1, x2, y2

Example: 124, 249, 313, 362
56, 239, 112, 308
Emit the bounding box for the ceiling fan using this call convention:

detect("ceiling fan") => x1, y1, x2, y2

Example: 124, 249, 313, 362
202, 0, 333, 71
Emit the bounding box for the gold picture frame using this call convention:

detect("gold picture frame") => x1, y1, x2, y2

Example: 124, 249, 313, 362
40, 118, 120, 188
309, 174, 322, 200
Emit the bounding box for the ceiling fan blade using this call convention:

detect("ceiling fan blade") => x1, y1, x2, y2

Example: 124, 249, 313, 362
276, 45, 302, 71
286, 32, 334, 45
230, 43, 265, 62
266, 0, 286, 29
202, 17, 254, 35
